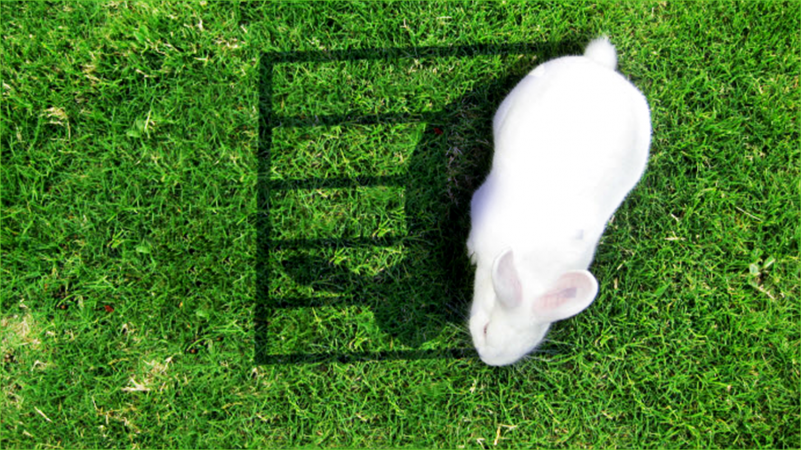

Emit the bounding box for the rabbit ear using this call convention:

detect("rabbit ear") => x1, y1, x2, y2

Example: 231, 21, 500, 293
491, 249, 523, 309
532, 271, 598, 323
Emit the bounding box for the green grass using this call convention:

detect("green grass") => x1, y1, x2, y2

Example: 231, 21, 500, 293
2, 0, 799, 448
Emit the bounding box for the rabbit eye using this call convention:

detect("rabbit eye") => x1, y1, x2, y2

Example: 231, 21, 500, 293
483, 323, 489, 336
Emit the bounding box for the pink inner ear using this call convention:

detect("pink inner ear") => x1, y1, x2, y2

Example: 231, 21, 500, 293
531, 271, 599, 323
539, 287, 577, 308
560, 287, 578, 299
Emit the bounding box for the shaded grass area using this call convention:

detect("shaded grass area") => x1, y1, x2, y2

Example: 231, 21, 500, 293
2, 1, 799, 448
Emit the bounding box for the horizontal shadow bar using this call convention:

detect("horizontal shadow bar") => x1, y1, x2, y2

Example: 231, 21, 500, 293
267, 236, 404, 250
264, 42, 551, 64
256, 348, 475, 365
270, 296, 351, 309
266, 111, 440, 128
269, 175, 405, 190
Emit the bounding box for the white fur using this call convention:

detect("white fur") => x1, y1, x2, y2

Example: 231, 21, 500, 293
467, 37, 651, 366
584, 36, 618, 70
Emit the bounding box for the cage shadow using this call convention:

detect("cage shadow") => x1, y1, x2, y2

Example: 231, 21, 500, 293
255, 41, 582, 365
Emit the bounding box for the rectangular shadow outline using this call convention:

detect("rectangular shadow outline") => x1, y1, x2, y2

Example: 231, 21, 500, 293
256, 43, 552, 365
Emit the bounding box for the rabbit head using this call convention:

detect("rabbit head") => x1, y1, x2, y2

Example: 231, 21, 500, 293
469, 249, 598, 366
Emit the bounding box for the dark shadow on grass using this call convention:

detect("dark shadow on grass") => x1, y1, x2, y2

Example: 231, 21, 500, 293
255, 41, 582, 365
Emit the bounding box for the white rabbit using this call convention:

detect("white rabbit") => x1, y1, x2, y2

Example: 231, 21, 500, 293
466, 36, 651, 366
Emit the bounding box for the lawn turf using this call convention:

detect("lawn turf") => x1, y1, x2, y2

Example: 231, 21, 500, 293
1, 1, 799, 448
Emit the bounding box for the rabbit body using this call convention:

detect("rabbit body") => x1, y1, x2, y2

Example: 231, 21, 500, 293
467, 37, 651, 366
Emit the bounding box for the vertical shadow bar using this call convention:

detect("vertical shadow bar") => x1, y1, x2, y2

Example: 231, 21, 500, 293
254, 53, 273, 364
